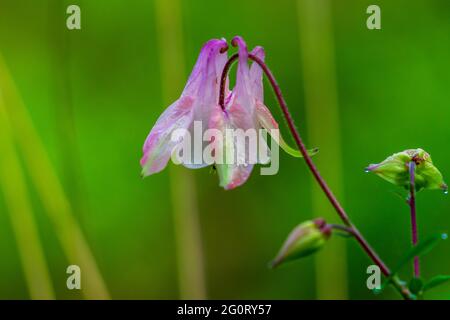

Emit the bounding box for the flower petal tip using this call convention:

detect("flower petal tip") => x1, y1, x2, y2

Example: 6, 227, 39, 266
231, 36, 242, 47
231, 36, 248, 54
251, 46, 265, 57
223, 182, 241, 191
365, 164, 378, 172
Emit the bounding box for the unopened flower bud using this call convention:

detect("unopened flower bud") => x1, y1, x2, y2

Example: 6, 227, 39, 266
366, 148, 447, 192
270, 218, 331, 268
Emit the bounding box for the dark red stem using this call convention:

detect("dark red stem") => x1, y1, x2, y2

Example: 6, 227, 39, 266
219, 53, 238, 110
408, 161, 420, 277
328, 224, 356, 236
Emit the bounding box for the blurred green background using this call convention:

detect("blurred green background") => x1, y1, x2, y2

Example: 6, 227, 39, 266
0, 0, 449, 300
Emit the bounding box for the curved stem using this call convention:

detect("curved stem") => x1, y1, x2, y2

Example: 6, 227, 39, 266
329, 224, 356, 236
218, 51, 414, 299
408, 162, 419, 277
219, 53, 238, 109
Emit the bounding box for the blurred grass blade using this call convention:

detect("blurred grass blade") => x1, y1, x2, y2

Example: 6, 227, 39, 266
47, 0, 88, 221
154, 0, 207, 299
0, 52, 110, 300
297, 0, 348, 299
423, 275, 450, 292
0, 87, 54, 300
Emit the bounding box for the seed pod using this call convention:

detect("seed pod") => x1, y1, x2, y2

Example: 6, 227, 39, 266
366, 148, 447, 192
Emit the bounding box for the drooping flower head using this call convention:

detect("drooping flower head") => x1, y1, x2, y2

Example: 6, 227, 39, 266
141, 36, 314, 189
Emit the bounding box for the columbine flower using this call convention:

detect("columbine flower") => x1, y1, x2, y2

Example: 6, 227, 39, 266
141, 36, 314, 189
366, 148, 448, 192
140, 39, 228, 176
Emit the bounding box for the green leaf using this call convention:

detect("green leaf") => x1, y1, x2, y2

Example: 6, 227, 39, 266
423, 275, 450, 292
408, 277, 423, 295
278, 136, 318, 158
391, 233, 447, 276
372, 233, 447, 295
262, 131, 318, 158
256, 102, 319, 159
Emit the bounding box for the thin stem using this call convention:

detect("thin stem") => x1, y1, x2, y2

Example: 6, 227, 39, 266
328, 224, 356, 236
408, 161, 420, 277
218, 50, 414, 299
219, 53, 238, 109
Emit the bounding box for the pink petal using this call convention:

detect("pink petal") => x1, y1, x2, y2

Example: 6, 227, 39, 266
141, 96, 194, 176
183, 39, 228, 125
209, 105, 255, 190
141, 39, 228, 176
256, 101, 312, 158
255, 101, 279, 130
249, 46, 265, 102
231, 36, 252, 111
222, 163, 254, 190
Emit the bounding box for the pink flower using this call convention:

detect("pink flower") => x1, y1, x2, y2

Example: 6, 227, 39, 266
140, 39, 228, 176
141, 36, 312, 189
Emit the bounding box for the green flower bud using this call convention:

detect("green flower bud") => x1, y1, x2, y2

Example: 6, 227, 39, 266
270, 218, 331, 268
366, 148, 447, 192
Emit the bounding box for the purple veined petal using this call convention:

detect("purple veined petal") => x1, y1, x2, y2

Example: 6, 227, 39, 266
255, 101, 279, 131
183, 39, 228, 96
221, 162, 255, 190
219, 127, 255, 190
182, 38, 228, 125
249, 46, 265, 102
230, 36, 252, 111
216, 38, 257, 172
141, 38, 229, 176
227, 102, 255, 131
141, 96, 195, 176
